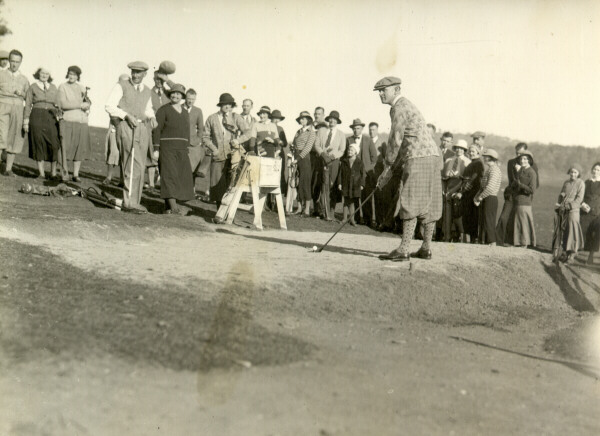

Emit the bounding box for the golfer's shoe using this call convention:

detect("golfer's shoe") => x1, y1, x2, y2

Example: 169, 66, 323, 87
410, 248, 432, 260
379, 249, 410, 262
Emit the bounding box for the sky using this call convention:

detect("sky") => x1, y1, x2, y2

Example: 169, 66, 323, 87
2, 0, 600, 147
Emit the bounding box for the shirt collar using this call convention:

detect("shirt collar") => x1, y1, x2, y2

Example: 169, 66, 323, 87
36, 80, 48, 89
371, 135, 378, 143
391, 94, 402, 106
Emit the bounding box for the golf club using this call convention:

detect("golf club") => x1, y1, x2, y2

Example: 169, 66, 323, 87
313, 189, 377, 253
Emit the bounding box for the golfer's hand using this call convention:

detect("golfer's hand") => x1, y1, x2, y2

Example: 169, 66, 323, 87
265, 137, 274, 143
23, 124, 29, 133
150, 118, 158, 129
14, 89, 23, 97
81, 102, 91, 111
125, 114, 138, 129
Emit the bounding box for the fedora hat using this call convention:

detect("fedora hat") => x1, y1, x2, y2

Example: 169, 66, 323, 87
158, 60, 176, 75
325, 110, 341, 124
270, 109, 285, 121
349, 118, 365, 128
482, 148, 499, 160
217, 93, 236, 107
296, 111, 313, 124
257, 106, 271, 116
453, 139, 468, 150
166, 83, 186, 97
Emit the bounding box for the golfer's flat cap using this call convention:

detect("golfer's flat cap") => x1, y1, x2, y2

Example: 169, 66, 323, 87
373, 76, 402, 91
0, 50, 9, 59
471, 131, 486, 139
127, 61, 149, 71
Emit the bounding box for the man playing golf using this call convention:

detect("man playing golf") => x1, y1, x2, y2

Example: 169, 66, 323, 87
375, 76, 442, 261
105, 61, 157, 212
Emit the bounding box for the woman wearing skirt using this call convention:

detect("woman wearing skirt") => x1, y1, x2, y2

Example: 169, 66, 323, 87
23, 67, 61, 179
58, 65, 91, 182
474, 149, 502, 245
152, 83, 194, 215
292, 111, 316, 217
554, 164, 585, 263
511, 150, 537, 247
581, 162, 600, 264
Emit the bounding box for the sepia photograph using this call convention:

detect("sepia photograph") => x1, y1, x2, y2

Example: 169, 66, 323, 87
0, 0, 599, 434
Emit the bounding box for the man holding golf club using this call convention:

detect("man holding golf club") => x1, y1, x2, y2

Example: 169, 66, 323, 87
375, 76, 443, 262
105, 61, 157, 213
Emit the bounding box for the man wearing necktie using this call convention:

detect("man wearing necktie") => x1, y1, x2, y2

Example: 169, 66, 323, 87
313, 110, 346, 220
375, 76, 443, 262
347, 118, 377, 226
202, 93, 251, 215
105, 61, 157, 212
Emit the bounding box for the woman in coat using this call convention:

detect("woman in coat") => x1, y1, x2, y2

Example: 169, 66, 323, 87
474, 149, 502, 245
152, 84, 194, 214
23, 67, 61, 179
337, 142, 366, 226
291, 111, 316, 217
511, 150, 537, 247
442, 139, 471, 242
454, 145, 485, 243
554, 164, 585, 263
580, 162, 600, 264
57, 65, 91, 182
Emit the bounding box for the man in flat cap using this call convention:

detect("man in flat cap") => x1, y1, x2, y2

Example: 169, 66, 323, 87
374, 76, 442, 261
471, 131, 485, 152
105, 61, 157, 212
202, 92, 251, 216
0, 51, 9, 71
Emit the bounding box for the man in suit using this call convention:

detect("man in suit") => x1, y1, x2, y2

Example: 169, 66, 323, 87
440, 131, 455, 162
348, 118, 377, 225
375, 76, 442, 262
471, 131, 485, 152
311, 106, 327, 216
314, 110, 346, 221
239, 99, 255, 152
368, 122, 385, 155
184, 89, 207, 199
202, 93, 251, 217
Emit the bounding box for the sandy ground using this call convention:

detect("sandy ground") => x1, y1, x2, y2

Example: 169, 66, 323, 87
1, 158, 600, 435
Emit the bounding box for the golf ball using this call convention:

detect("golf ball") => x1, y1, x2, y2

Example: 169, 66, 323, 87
312, 246, 318, 251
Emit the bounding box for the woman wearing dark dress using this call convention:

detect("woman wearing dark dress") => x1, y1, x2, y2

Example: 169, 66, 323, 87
23, 67, 61, 179
292, 111, 316, 216
511, 151, 537, 247
581, 162, 600, 264
152, 84, 194, 215
454, 145, 485, 243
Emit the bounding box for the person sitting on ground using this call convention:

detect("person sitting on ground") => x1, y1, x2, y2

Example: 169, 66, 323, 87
474, 149, 502, 245
23, 67, 61, 180
152, 84, 194, 215
337, 143, 365, 226
554, 164, 585, 263
442, 139, 471, 242
511, 150, 537, 248
581, 162, 600, 264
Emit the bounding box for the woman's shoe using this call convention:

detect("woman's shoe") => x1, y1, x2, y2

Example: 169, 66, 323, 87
72, 176, 82, 182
